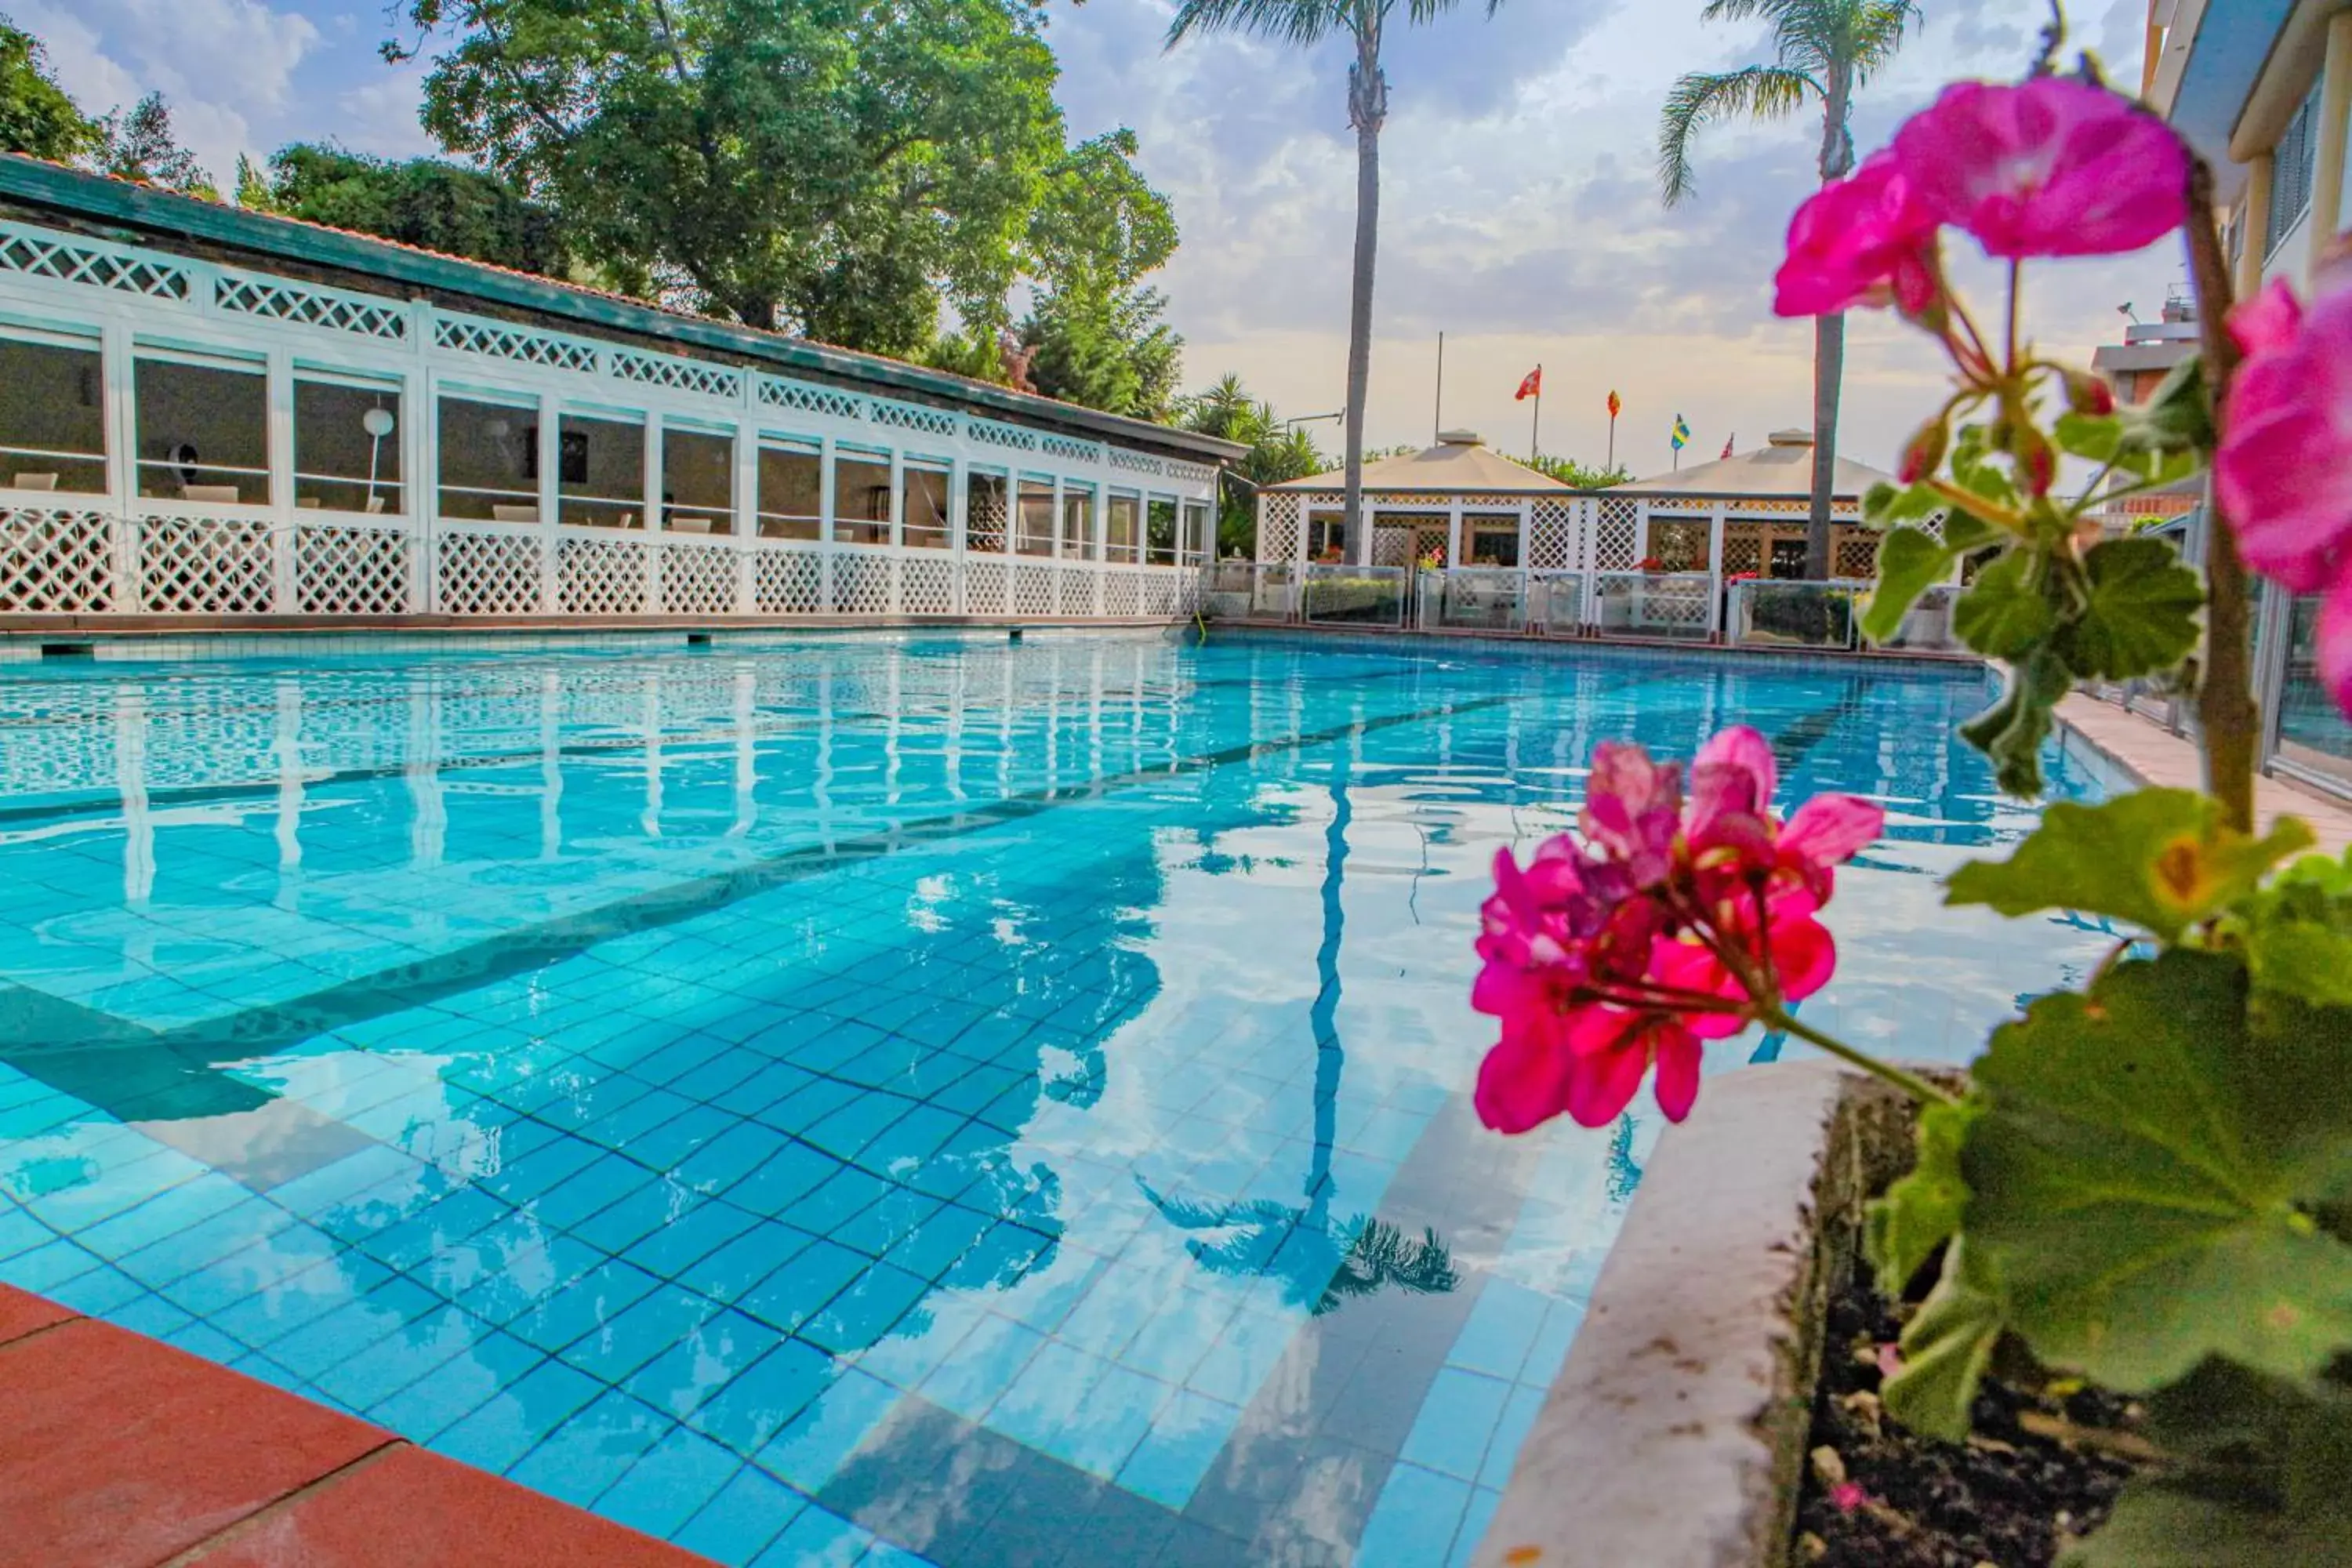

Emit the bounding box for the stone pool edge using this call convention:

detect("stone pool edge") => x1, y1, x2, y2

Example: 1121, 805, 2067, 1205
1470, 1061, 1917, 1568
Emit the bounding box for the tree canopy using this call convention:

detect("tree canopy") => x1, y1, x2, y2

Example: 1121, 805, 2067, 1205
251, 144, 570, 274
1177, 375, 1329, 555
0, 13, 100, 162
99, 93, 216, 200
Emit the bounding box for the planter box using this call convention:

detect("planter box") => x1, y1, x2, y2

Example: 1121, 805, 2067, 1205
1474, 1062, 1917, 1568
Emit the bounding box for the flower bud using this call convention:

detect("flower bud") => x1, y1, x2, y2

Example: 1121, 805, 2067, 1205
1898, 420, 1948, 485
2063, 368, 2116, 417
2022, 436, 2057, 497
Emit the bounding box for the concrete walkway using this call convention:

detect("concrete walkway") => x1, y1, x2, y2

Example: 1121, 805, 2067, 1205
2056, 694, 2352, 857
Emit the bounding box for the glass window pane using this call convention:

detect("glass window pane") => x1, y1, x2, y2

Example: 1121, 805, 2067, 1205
967, 472, 1010, 553
136, 356, 269, 505
560, 412, 644, 529
757, 445, 822, 540
1308, 514, 1346, 561
1017, 481, 1055, 556
1145, 499, 1177, 566
437, 397, 537, 521
1061, 485, 1095, 559
1181, 500, 1211, 564
902, 466, 949, 550
662, 427, 732, 535
1466, 515, 1520, 568
1105, 492, 1142, 564
295, 379, 401, 516
833, 452, 891, 546
2279, 593, 2352, 789
1644, 518, 1706, 572
0, 336, 106, 495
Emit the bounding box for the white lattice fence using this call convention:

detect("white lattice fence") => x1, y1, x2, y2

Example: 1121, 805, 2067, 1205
1594, 499, 1642, 570
138, 517, 275, 614
296, 525, 410, 615
558, 537, 649, 616
1013, 562, 1056, 617
1141, 572, 1181, 617
1528, 500, 1580, 572
0, 509, 115, 612
1833, 530, 1880, 580
965, 556, 1011, 616
968, 490, 1008, 554
438, 531, 543, 615
833, 550, 894, 615
1258, 494, 1301, 563
902, 556, 956, 615
753, 546, 823, 614
1103, 570, 1142, 617
660, 541, 740, 615
1371, 527, 1413, 568
1056, 563, 1098, 617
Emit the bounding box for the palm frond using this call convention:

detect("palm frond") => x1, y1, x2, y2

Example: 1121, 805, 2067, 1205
1655, 64, 1818, 205
1848, 0, 1922, 85
1697, 0, 1800, 22
1166, 0, 1348, 51
1313, 1220, 1459, 1313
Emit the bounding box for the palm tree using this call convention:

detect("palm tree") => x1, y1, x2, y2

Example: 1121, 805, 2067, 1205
1167, 0, 1502, 568
1657, 0, 1919, 580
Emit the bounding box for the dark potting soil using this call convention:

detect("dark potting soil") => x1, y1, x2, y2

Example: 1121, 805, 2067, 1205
1791, 1261, 2151, 1568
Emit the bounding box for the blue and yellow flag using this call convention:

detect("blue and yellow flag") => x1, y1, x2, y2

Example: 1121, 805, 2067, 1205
1670, 415, 1692, 451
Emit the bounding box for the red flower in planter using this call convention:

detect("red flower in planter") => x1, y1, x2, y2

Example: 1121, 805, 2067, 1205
1472, 727, 1884, 1131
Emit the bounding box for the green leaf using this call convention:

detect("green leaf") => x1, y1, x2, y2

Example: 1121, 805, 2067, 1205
2127, 354, 2218, 456
1959, 648, 2071, 798
1881, 1239, 2004, 1442
1964, 949, 2352, 1391
1952, 550, 2054, 661
1860, 526, 1955, 644
2234, 848, 2352, 1007
1937, 512, 2002, 554
1950, 423, 2020, 510
2056, 536, 2205, 681
1864, 480, 1946, 529
2053, 411, 2128, 464
1867, 1097, 1981, 1298
1947, 789, 2316, 942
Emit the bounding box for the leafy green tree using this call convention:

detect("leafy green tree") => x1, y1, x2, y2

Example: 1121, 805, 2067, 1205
1522, 452, 1630, 488
1167, 0, 1509, 567
259, 144, 569, 275
100, 93, 216, 199
1657, 0, 1918, 579
1013, 129, 1184, 416
1022, 285, 1181, 418
1177, 374, 1328, 555
394, 0, 1069, 356
0, 14, 100, 162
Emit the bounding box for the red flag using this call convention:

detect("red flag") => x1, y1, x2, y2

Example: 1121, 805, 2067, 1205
1514, 367, 1541, 401
1721, 433, 1736, 459
1606, 389, 1621, 419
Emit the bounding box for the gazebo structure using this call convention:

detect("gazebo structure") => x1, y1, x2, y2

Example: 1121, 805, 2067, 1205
1245, 426, 1944, 644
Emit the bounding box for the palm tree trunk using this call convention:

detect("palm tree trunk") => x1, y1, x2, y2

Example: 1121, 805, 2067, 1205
1343, 49, 1386, 568
1804, 64, 1856, 582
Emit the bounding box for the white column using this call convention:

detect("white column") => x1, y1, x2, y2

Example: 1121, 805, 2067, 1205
535, 395, 560, 613
2310, 12, 2352, 291
643, 411, 664, 614
818, 434, 838, 612
734, 427, 758, 614
103, 319, 137, 612
1707, 500, 1727, 635
948, 456, 968, 614
266, 346, 296, 613
887, 446, 906, 613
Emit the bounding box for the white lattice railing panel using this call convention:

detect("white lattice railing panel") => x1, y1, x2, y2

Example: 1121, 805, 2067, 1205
967, 492, 1008, 554
1594, 499, 1642, 570
660, 542, 740, 615
434, 316, 598, 374
1371, 527, 1413, 568
1055, 563, 1097, 616
760, 378, 863, 421
969, 420, 1038, 453
1107, 448, 1164, 477
873, 401, 958, 438
0, 227, 191, 299
1722, 528, 1767, 578
1166, 459, 1214, 486
559, 536, 648, 616
965, 556, 1011, 616
1012, 562, 1056, 617
753, 547, 823, 614
1729, 498, 1811, 516
438, 531, 543, 615
296, 525, 409, 615
1834, 531, 1880, 579
1142, 572, 1181, 617
1258, 494, 1301, 564
0, 509, 114, 612
1528, 499, 1579, 570
138, 517, 275, 614
832, 550, 893, 615
1041, 435, 1102, 464
1103, 570, 1142, 617
902, 556, 955, 614
216, 275, 407, 339
614, 350, 742, 401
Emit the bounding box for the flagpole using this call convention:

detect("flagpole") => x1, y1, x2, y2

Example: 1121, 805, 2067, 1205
1530, 365, 1541, 462
1433, 332, 1444, 442
1606, 412, 1616, 471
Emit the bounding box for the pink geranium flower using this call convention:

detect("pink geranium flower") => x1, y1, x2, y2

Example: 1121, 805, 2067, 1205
1472, 728, 1886, 1134
2216, 274, 2352, 716
1891, 77, 2188, 260
1773, 151, 1942, 318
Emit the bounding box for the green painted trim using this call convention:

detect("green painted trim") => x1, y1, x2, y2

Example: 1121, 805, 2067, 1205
0, 156, 1246, 466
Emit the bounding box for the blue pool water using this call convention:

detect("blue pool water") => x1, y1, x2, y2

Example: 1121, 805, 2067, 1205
0, 632, 2114, 1566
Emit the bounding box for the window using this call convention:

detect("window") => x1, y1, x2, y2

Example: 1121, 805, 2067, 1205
1181, 500, 1211, 564
1017, 479, 1055, 555
438, 396, 537, 521
662, 426, 733, 535
559, 410, 644, 529
1061, 484, 1096, 560
967, 470, 1010, 552
1646, 518, 1707, 572
1466, 514, 1521, 567
1308, 514, 1346, 561
0, 333, 105, 495
757, 441, 822, 539
2267, 82, 2321, 259
902, 463, 950, 550
1105, 492, 1142, 564
833, 449, 891, 545
136, 352, 269, 505
295, 376, 401, 515
1145, 498, 1178, 566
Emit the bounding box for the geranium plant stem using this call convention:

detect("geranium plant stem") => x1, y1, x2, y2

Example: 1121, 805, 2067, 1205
1758, 1004, 1958, 1107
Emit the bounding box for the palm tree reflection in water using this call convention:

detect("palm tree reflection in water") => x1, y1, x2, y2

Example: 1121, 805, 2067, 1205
1141, 749, 1458, 1313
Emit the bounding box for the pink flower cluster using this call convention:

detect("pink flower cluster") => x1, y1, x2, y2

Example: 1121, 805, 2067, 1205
1472, 728, 1885, 1134
2219, 268, 2352, 717
1775, 76, 2188, 321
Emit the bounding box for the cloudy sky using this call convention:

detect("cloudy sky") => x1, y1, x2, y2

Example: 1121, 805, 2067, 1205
13, 0, 2183, 477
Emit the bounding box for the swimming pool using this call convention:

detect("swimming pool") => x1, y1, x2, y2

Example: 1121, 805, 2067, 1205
0, 632, 2114, 1566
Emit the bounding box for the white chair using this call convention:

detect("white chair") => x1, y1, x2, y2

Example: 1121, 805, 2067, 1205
492, 504, 539, 523
11, 473, 58, 492
183, 484, 241, 503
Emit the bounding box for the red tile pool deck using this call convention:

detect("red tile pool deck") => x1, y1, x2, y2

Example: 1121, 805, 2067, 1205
0, 1283, 710, 1568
